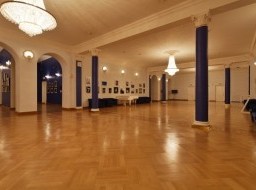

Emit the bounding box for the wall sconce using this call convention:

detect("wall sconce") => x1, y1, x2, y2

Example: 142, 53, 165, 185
158, 77, 161, 81
102, 66, 108, 72
6, 60, 11, 66
135, 72, 139, 76
121, 70, 125, 74
23, 50, 34, 59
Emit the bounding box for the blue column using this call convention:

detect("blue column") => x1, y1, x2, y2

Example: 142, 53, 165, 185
76, 61, 82, 107
161, 74, 166, 102
149, 75, 152, 101
194, 25, 209, 125
225, 67, 230, 107
91, 55, 99, 111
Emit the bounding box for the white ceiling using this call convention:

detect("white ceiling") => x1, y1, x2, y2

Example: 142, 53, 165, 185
98, 3, 256, 68
0, 0, 186, 45
0, 0, 256, 69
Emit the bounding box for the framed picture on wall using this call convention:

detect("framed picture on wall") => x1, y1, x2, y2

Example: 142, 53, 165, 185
54, 80, 57, 87
114, 87, 119, 94
139, 84, 142, 88
102, 81, 107, 86
131, 91, 134, 94
120, 89, 124, 94
139, 88, 142, 94
86, 77, 91, 85
102, 88, 106, 93
143, 89, 145, 94
131, 85, 135, 88
86, 86, 91, 93
126, 88, 130, 93
143, 83, 145, 88
136, 89, 138, 93
115, 80, 119, 86
126, 81, 129, 86
109, 88, 112, 93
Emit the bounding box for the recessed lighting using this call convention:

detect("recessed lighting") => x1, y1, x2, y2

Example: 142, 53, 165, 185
121, 70, 125, 74
135, 72, 139, 76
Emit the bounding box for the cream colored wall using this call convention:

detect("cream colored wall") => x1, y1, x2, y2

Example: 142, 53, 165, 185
250, 62, 256, 98
0, 30, 76, 112
151, 75, 160, 101
82, 55, 149, 107
168, 68, 249, 102
231, 67, 250, 102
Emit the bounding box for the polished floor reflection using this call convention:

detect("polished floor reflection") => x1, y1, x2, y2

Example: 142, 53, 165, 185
0, 102, 255, 189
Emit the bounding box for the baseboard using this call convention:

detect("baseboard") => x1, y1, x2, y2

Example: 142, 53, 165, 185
62, 108, 77, 111
170, 99, 188, 101
15, 111, 38, 115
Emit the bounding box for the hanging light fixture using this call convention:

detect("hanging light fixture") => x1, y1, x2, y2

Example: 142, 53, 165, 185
164, 51, 179, 76
0, 0, 57, 37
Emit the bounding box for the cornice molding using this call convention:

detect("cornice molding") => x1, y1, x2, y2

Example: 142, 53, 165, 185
74, 0, 242, 54
147, 54, 251, 74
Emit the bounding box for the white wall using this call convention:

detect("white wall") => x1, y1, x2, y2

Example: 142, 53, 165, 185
231, 67, 249, 102
168, 67, 249, 102
170, 72, 195, 100
82, 55, 149, 107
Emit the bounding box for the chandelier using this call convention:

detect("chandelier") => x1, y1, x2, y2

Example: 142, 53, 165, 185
165, 54, 179, 76
0, 0, 57, 37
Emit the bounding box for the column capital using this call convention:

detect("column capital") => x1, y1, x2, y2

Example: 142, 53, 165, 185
89, 49, 101, 56
224, 64, 231, 69
191, 11, 211, 28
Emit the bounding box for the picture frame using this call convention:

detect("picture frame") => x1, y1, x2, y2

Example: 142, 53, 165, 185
143, 83, 145, 88
54, 80, 57, 87
115, 80, 119, 86
126, 88, 130, 93
126, 81, 129, 86
120, 89, 124, 94
139, 88, 142, 94
136, 89, 138, 93
102, 88, 106, 93
86, 77, 91, 85
114, 87, 119, 94
86, 86, 91, 93
109, 88, 112, 93
102, 81, 107, 86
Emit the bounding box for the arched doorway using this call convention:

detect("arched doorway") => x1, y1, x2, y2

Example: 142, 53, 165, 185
37, 55, 62, 111
151, 75, 159, 101
0, 47, 15, 109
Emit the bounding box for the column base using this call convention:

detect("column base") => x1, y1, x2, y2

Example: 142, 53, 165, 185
192, 121, 211, 131
91, 108, 100, 112
161, 101, 167, 104
76, 107, 83, 110
225, 104, 230, 109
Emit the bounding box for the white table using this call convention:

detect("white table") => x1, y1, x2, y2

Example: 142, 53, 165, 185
116, 95, 139, 106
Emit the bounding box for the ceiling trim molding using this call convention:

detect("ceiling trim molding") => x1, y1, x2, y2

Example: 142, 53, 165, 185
147, 54, 251, 74
74, 0, 245, 54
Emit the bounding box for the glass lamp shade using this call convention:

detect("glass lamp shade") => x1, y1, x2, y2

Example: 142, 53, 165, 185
165, 55, 179, 76
0, 0, 57, 37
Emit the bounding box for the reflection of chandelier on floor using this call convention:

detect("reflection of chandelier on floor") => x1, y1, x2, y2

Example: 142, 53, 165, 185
0, 0, 57, 37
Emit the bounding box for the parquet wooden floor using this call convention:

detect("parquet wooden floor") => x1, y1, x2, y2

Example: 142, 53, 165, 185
0, 101, 256, 189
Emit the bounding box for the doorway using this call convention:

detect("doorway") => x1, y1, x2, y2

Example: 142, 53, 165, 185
37, 56, 62, 111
